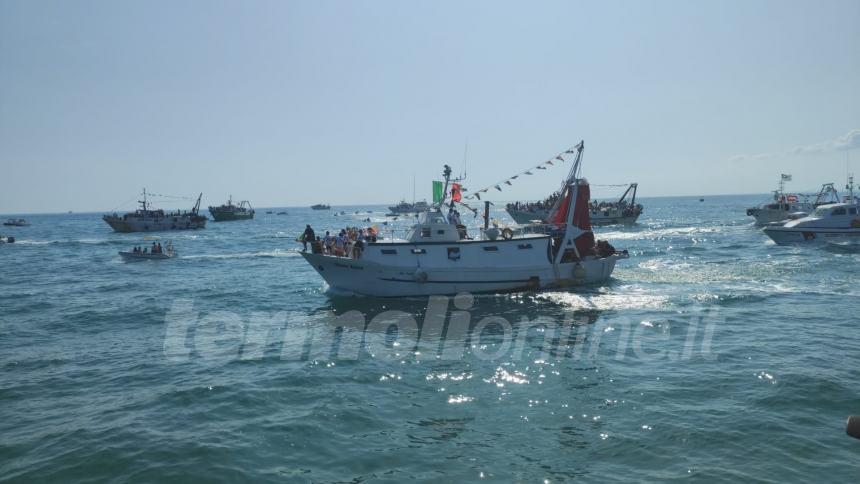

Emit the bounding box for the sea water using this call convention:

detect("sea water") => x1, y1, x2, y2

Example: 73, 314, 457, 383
1, 195, 858, 482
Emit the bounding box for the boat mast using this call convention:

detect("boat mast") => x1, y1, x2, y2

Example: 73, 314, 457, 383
139, 188, 148, 212
193, 193, 203, 214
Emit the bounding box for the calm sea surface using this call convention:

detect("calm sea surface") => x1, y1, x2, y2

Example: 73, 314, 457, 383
1, 195, 859, 482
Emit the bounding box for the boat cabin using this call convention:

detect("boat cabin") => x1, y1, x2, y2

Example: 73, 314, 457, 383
404, 211, 465, 243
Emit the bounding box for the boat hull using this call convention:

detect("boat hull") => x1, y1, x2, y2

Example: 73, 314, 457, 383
507, 209, 640, 226
300, 251, 624, 297
763, 227, 860, 245
208, 211, 254, 222
119, 251, 174, 260
103, 216, 207, 233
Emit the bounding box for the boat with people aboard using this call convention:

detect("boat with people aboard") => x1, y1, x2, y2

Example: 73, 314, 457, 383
208, 196, 255, 221
746, 175, 839, 226
763, 175, 860, 245
311, 204, 331, 210
506, 183, 643, 226
3, 218, 29, 226
103, 189, 207, 233
387, 199, 429, 216
299, 142, 628, 297
0, 235, 14, 243
119, 238, 176, 260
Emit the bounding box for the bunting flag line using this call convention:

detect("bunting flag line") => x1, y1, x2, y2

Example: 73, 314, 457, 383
462, 145, 579, 200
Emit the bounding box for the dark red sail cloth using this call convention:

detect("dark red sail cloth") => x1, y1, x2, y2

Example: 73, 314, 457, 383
548, 181, 592, 230
549, 181, 595, 257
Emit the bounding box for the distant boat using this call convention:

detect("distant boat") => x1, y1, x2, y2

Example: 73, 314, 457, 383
763, 175, 860, 245
746, 178, 839, 226
699, 198, 705, 202
311, 204, 331, 210
0, 235, 14, 243
208, 196, 255, 222
103, 189, 207, 233
277, 211, 288, 215
3, 218, 29, 227
266, 211, 273, 214
387, 199, 429, 215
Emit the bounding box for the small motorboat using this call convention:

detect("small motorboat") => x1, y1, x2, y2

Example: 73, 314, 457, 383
0, 235, 14, 244
277, 211, 288, 215
3, 218, 29, 226
119, 240, 175, 260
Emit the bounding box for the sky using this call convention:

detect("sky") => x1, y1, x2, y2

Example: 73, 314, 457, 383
1, 0, 859, 213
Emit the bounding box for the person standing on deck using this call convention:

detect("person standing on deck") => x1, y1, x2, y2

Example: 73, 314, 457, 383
302, 225, 315, 251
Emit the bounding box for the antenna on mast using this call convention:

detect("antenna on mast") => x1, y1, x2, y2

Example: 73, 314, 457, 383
462, 140, 469, 179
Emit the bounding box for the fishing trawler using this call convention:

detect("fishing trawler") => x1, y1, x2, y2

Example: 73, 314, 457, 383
387, 199, 430, 215
311, 204, 331, 210
208, 196, 255, 221
103, 189, 207, 233
300, 142, 628, 297
3, 218, 29, 227
506, 183, 643, 226
763, 176, 860, 245
746, 175, 839, 225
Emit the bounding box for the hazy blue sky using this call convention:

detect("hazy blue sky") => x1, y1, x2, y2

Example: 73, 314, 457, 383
1, 0, 858, 213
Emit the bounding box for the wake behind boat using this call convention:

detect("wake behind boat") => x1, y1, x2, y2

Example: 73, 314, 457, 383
299, 142, 628, 297
103, 189, 207, 233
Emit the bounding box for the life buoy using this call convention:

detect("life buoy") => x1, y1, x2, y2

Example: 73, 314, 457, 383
501, 228, 514, 240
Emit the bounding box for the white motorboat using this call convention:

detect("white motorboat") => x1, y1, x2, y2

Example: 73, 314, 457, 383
119, 240, 176, 260
763, 176, 860, 245
746, 175, 839, 226
300, 142, 629, 297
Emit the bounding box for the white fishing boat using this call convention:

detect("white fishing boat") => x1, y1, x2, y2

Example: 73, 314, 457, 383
300, 142, 628, 297
119, 239, 176, 260
746, 175, 839, 226
763, 176, 860, 245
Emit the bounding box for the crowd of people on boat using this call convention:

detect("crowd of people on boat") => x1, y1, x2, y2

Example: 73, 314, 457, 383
301, 224, 378, 259
131, 242, 166, 254
506, 192, 562, 213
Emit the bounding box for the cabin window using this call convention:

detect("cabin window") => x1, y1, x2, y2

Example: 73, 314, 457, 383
849, 208, 858, 215
447, 247, 460, 260
437, 230, 446, 235
833, 208, 847, 216
381, 249, 397, 255
518, 243, 533, 250
411, 248, 426, 254
421, 227, 431, 237
483, 246, 499, 252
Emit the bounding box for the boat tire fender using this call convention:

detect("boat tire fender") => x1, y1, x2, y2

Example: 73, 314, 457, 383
502, 228, 514, 240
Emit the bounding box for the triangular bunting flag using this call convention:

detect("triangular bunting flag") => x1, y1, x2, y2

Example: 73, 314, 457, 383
494, 185, 502, 191
555, 155, 564, 161
505, 180, 513, 186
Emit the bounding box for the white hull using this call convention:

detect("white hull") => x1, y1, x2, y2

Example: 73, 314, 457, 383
763, 227, 860, 245
301, 237, 625, 297
748, 207, 811, 226
119, 251, 175, 260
